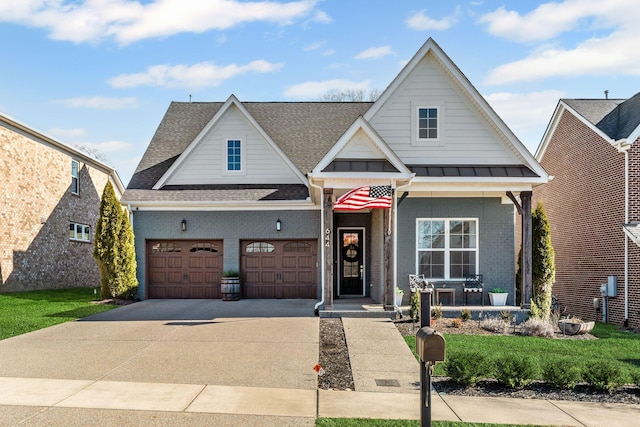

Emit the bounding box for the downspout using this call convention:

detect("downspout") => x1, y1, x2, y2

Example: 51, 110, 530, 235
616, 141, 630, 327
309, 179, 325, 314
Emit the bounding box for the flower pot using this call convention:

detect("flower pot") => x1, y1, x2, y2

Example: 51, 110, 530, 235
489, 292, 508, 306
221, 277, 241, 301
558, 319, 595, 335
395, 292, 404, 307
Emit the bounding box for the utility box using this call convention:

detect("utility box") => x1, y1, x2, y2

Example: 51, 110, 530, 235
607, 276, 617, 297
416, 327, 446, 363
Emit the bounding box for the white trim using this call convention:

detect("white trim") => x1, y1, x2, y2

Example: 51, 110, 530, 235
337, 227, 366, 297
414, 105, 442, 145
415, 218, 479, 280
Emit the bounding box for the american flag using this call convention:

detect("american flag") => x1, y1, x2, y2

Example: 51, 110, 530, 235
333, 186, 393, 210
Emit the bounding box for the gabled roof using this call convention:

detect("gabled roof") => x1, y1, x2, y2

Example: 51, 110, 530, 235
537, 92, 640, 159
0, 111, 125, 196
126, 100, 372, 191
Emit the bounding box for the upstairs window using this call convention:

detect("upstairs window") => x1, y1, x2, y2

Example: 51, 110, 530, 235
69, 222, 90, 242
71, 160, 79, 194
418, 108, 438, 139
227, 139, 241, 171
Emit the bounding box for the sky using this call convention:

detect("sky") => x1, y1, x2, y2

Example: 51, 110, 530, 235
1, 0, 639, 186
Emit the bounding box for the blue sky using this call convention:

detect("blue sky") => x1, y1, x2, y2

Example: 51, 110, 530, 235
1, 0, 638, 185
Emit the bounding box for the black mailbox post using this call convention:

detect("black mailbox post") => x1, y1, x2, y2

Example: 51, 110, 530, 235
417, 289, 446, 427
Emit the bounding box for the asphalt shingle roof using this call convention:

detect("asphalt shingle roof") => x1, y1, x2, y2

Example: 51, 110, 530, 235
564, 92, 640, 140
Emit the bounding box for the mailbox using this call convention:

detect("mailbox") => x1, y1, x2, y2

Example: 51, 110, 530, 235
416, 326, 446, 363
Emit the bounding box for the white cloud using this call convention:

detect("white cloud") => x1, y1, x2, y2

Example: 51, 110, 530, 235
48, 127, 87, 139
83, 140, 133, 154
284, 79, 370, 99
406, 7, 460, 31
478, 0, 631, 43
322, 49, 335, 56
485, 90, 564, 150
304, 41, 325, 51
0, 0, 320, 44
355, 46, 393, 60
109, 60, 283, 89
58, 96, 139, 109
480, 1, 640, 84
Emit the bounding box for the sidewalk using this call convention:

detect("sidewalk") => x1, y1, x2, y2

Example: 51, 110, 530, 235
0, 302, 639, 426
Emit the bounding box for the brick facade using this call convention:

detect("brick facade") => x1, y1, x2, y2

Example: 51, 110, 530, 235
533, 110, 640, 328
0, 121, 116, 292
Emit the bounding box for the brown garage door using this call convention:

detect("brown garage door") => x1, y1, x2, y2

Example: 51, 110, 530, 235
147, 240, 223, 299
241, 240, 317, 298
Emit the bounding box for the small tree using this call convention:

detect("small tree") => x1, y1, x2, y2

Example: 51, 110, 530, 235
530, 202, 555, 320
93, 181, 137, 299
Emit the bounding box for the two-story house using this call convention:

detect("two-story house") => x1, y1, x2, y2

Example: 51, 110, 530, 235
0, 113, 124, 292
122, 38, 548, 311
534, 92, 640, 328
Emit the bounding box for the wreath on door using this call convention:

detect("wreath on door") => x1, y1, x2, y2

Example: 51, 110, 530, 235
342, 243, 360, 262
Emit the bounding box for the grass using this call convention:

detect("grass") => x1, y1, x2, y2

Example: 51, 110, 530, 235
0, 287, 119, 340
317, 419, 542, 427
404, 322, 640, 377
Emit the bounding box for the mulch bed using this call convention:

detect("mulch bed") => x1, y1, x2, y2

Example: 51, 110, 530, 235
318, 316, 640, 404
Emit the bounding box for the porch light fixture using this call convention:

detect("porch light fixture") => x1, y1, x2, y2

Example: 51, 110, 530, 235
276, 218, 282, 231
181, 218, 187, 232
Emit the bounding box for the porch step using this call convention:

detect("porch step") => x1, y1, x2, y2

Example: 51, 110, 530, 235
319, 309, 397, 319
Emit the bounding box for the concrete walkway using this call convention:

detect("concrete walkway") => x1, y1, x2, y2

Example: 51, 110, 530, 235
0, 300, 639, 426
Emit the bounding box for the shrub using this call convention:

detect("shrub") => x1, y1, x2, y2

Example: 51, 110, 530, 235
460, 308, 471, 321
451, 318, 463, 328
583, 360, 627, 393
444, 352, 490, 387
432, 303, 443, 319
495, 354, 538, 389
409, 290, 421, 321
480, 317, 508, 333
500, 310, 513, 322
542, 359, 582, 389
630, 370, 640, 387
521, 318, 555, 337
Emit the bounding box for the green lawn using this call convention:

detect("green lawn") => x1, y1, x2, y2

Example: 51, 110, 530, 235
405, 322, 640, 377
0, 287, 119, 340
317, 419, 543, 427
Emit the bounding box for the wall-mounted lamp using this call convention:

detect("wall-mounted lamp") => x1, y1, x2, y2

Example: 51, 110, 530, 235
181, 218, 187, 232
276, 218, 282, 231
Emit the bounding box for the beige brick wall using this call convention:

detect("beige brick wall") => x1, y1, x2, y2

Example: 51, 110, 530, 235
533, 110, 639, 328
0, 124, 111, 292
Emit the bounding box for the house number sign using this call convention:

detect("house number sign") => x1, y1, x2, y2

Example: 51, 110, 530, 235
325, 228, 331, 247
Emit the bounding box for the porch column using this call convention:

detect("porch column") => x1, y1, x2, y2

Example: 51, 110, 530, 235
383, 205, 394, 311
323, 188, 334, 310
521, 191, 532, 308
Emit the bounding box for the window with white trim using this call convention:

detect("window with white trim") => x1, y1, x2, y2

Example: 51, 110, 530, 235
69, 222, 90, 242
71, 160, 79, 194
416, 219, 477, 279
418, 107, 438, 139
227, 139, 241, 171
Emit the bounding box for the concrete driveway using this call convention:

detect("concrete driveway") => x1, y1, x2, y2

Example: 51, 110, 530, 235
0, 299, 319, 389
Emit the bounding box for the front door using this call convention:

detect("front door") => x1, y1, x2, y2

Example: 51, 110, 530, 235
339, 229, 364, 295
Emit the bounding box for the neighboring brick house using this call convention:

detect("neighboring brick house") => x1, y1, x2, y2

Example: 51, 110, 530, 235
0, 113, 125, 292
534, 93, 640, 328
122, 38, 548, 310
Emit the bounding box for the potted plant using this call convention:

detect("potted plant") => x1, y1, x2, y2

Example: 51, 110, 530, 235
558, 316, 595, 335
221, 270, 241, 301
395, 286, 404, 307
489, 287, 508, 306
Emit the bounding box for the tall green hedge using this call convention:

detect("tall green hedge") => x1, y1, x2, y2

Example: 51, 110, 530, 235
530, 202, 555, 320
93, 181, 138, 299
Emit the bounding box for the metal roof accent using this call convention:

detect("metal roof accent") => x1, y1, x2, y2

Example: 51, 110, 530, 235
408, 165, 539, 178
321, 159, 399, 173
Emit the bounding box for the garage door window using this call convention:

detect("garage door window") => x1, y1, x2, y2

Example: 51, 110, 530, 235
284, 242, 312, 252
190, 242, 219, 252
246, 242, 274, 252
152, 242, 182, 253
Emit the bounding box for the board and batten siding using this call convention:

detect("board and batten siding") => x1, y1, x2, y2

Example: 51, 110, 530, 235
166, 105, 303, 185
369, 54, 521, 165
